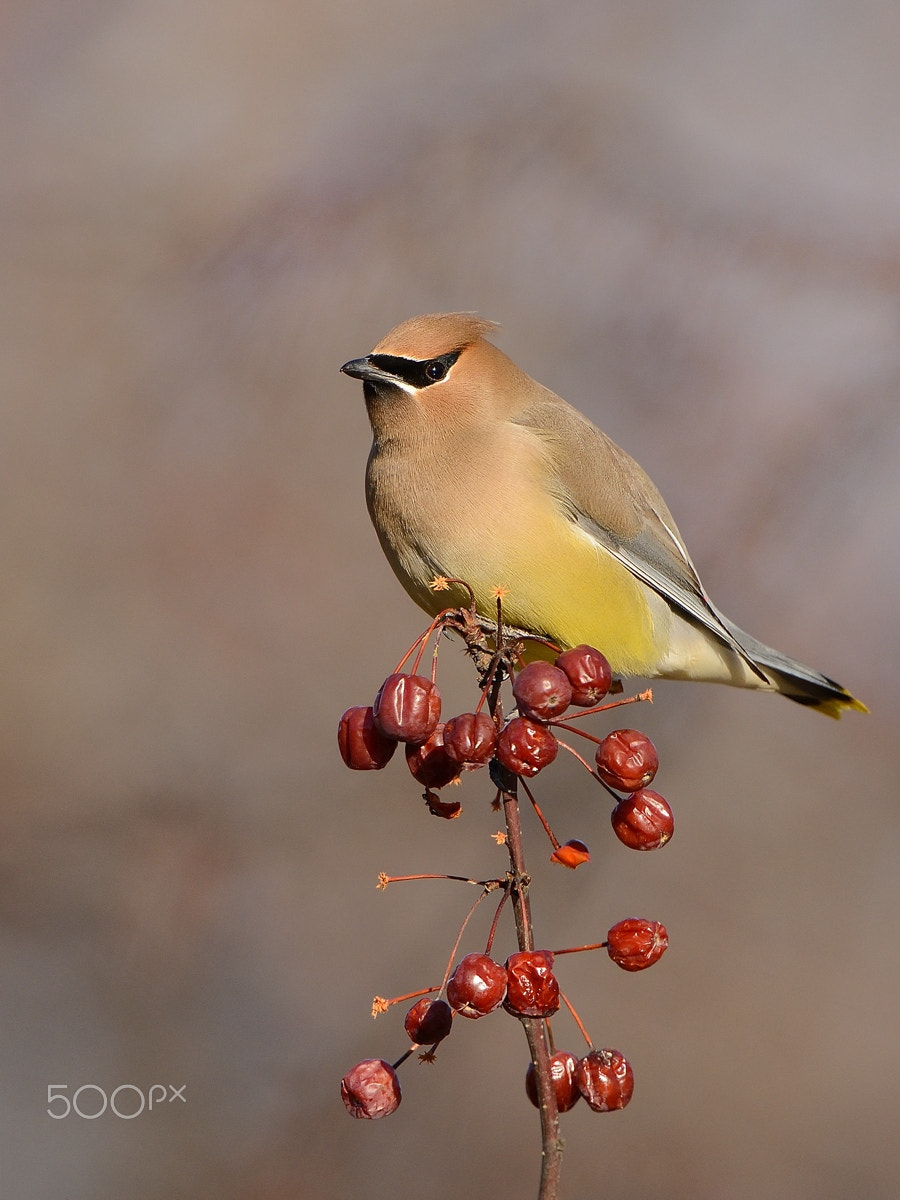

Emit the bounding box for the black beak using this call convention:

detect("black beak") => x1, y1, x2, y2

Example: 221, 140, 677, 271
341, 356, 389, 383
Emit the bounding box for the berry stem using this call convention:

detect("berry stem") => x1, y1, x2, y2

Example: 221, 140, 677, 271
395, 629, 431, 675
439, 887, 496, 992
551, 942, 607, 956
553, 688, 653, 723
554, 736, 602, 776
378, 872, 498, 888
474, 654, 504, 715
428, 623, 444, 683
380, 985, 442, 1008
397, 598, 470, 675
520, 778, 561, 851
559, 990, 594, 1050
390, 1048, 415, 1071
483, 889, 510, 955
550, 722, 607, 749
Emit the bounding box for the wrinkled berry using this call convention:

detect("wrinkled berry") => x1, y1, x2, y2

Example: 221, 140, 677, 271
443, 711, 497, 765
555, 645, 612, 706
405, 724, 462, 788
338, 706, 397, 770
495, 717, 558, 777
606, 918, 668, 971
373, 673, 441, 742
513, 662, 573, 721
575, 1048, 634, 1112
525, 1050, 582, 1112
446, 953, 508, 1019
503, 950, 560, 1018
596, 728, 659, 792
611, 789, 674, 850
341, 1058, 402, 1119
404, 997, 453, 1046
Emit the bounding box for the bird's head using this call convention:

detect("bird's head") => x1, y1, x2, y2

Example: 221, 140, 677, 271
341, 313, 533, 442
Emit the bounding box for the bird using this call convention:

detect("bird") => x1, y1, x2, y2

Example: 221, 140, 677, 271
341, 312, 865, 717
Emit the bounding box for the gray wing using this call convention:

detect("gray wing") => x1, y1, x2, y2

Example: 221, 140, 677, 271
514, 397, 768, 679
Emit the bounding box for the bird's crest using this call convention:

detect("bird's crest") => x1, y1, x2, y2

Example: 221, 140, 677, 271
373, 312, 499, 361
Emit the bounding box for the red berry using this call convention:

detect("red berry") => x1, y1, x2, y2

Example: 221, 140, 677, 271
513, 661, 573, 721
503, 950, 560, 1018
446, 953, 508, 1019
496, 717, 558, 777
575, 1048, 634, 1112
525, 1051, 581, 1112
337, 706, 397, 770
555, 645, 612, 706
443, 712, 497, 765
596, 728, 659, 792
606, 918, 668, 971
404, 997, 453, 1046
340, 1058, 402, 1119
611, 789, 674, 850
405, 724, 462, 788
550, 839, 591, 869
373, 673, 441, 743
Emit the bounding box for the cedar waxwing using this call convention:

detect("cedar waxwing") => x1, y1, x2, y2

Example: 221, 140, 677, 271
341, 313, 865, 717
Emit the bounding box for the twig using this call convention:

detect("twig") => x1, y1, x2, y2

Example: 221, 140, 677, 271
499, 769, 563, 1199
476, 624, 562, 1198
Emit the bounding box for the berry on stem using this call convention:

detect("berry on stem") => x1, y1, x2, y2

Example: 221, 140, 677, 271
513, 661, 573, 721
495, 717, 559, 777
595, 728, 659, 792
373, 673, 441, 743
405, 724, 463, 788
446, 952, 508, 1019
611, 789, 674, 850
503, 950, 560, 1018
341, 1059, 402, 1119
606, 918, 668, 971
526, 1050, 581, 1112
404, 997, 453, 1046
443, 711, 497, 765
555, 645, 612, 707
338, 706, 397, 770
575, 1048, 634, 1112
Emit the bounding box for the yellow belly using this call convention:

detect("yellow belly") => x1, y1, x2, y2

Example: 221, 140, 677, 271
390, 507, 666, 678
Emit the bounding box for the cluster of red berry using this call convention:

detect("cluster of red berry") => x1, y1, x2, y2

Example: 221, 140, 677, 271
338, 632, 674, 1122
339, 646, 674, 848
342, 915, 667, 1119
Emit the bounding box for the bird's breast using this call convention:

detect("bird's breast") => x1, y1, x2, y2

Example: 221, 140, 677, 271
365, 430, 668, 676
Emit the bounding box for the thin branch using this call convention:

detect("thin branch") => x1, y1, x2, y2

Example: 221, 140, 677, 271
459, 604, 564, 1198
499, 770, 563, 1199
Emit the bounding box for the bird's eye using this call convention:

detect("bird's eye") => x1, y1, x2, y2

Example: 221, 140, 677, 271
425, 359, 448, 382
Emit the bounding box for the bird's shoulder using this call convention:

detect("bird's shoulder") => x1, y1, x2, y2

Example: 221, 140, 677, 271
511, 393, 675, 541
511, 391, 724, 618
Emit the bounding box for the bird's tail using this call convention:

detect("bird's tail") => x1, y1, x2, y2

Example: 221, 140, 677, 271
720, 616, 868, 719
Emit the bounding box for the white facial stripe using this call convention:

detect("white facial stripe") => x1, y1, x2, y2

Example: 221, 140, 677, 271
384, 377, 419, 397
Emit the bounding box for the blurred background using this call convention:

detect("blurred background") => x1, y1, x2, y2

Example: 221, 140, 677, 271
1, 2, 898, 1197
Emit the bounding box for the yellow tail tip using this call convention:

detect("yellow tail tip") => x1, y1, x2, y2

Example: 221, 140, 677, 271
813, 693, 869, 720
